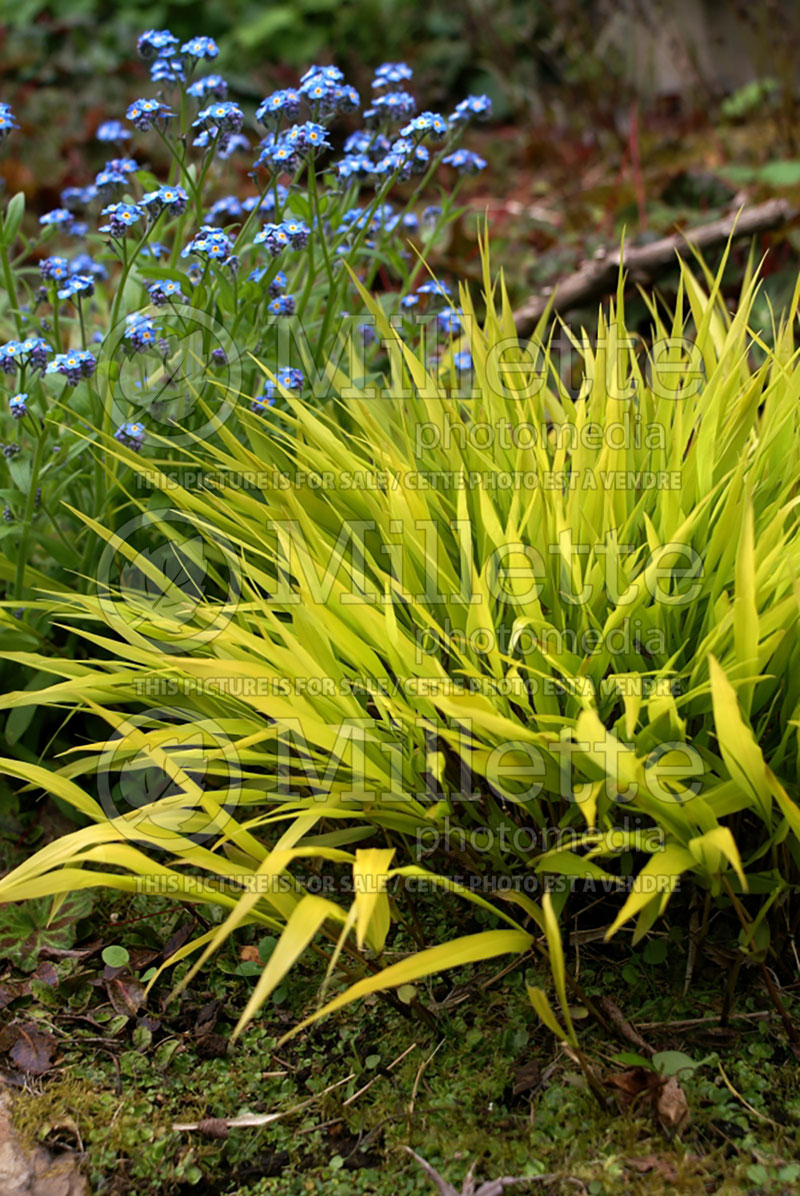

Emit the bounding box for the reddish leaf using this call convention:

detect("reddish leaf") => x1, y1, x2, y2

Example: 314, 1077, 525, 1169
9, 1024, 57, 1074
106, 976, 146, 1017
195, 999, 222, 1037
160, 922, 196, 962
39, 938, 102, 962
32, 961, 59, 987
126, 947, 159, 971
0, 980, 31, 1010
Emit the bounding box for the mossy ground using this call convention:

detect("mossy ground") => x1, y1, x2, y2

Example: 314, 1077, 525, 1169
2, 889, 799, 1196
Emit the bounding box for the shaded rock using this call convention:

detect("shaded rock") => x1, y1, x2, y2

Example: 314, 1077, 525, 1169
0, 1085, 87, 1196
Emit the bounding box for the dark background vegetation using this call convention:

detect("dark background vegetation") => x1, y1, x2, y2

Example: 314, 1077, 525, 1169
5, 0, 800, 324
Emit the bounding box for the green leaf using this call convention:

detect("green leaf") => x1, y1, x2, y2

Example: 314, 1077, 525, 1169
2, 191, 25, 248
652, 1050, 700, 1077
102, 945, 130, 968
5, 670, 55, 747
757, 160, 800, 186
642, 939, 668, 965
610, 1051, 655, 1069
0, 892, 94, 972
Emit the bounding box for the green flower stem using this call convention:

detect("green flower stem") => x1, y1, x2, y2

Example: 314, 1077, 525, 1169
193, 135, 221, 225
109, 237, 130, 333
0, 235, 22, 336
77, 297, 88, 349
13, 425, 47, 600
51, 292, 63, 354
399, 128, 464, 219
367, 177, 466, 296
174, 92, 188, 187
297, 236, 318, 318
103, 224, 149, 461
154, 125, 198, 205
306, 160, 335, 287
43, 500, 75, 556
109, 222, 151, 333
231, 165, 304, 259
169, 207, 189, 269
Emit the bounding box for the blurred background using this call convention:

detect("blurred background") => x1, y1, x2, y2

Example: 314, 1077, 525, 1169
4, 0, 800, 324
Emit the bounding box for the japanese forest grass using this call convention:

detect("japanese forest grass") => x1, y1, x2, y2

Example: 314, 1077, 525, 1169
1, 241, 800, 1042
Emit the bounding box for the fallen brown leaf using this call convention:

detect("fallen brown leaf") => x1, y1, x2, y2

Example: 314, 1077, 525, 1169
0, 981, 30, 1011
31, 962, 59, 988
596, 996, 654, 1056
239, 945, 260, 963
606, 1067, 657, 1107
8, 1025, 57, 1075
606, 1066, 690, 1133
194, 999, 222, 1037
628, 1154, 679, 1182
656, 1075, 691, 1132
511, 1059, 541, 1096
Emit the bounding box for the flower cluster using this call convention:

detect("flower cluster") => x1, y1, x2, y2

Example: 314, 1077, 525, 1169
126, 98, 173, 131
39, 208, 85, 235
141, 185, 189, 217
95, 158, 138, 197
256, 89, 301, 124
57, 274, 95, 302
0, 338, 50, 373
40, 256, 70, 283
451, 94, 492, 122
61, 184, 98, 210
253, 219, 310, 256
100, 203, 144, 237
181, 226, 234, 263
267, 294, 295, 316
97, 119, 131, 144
147, 279, 184, 306
0, 23, 492, 510
193, 102, 244, 137
182, 36, 219, 61
188, 75, 228, 101
276, 368, 304, 391
400, 111, 448, 140
251, 380, 275, 413
46, 350, 96, 384
123, 314, 160, 352
298, 66, 358, 116
442, 149, 487, 174
9, 393, 28, 419
114, 420, 146, 450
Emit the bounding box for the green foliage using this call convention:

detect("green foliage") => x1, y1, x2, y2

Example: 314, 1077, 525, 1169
1, 241, 800, 1044
6, 939, 800, 1194
720, 77, 779, 121
2, 0, 595, 118
0, 890, 94, 971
